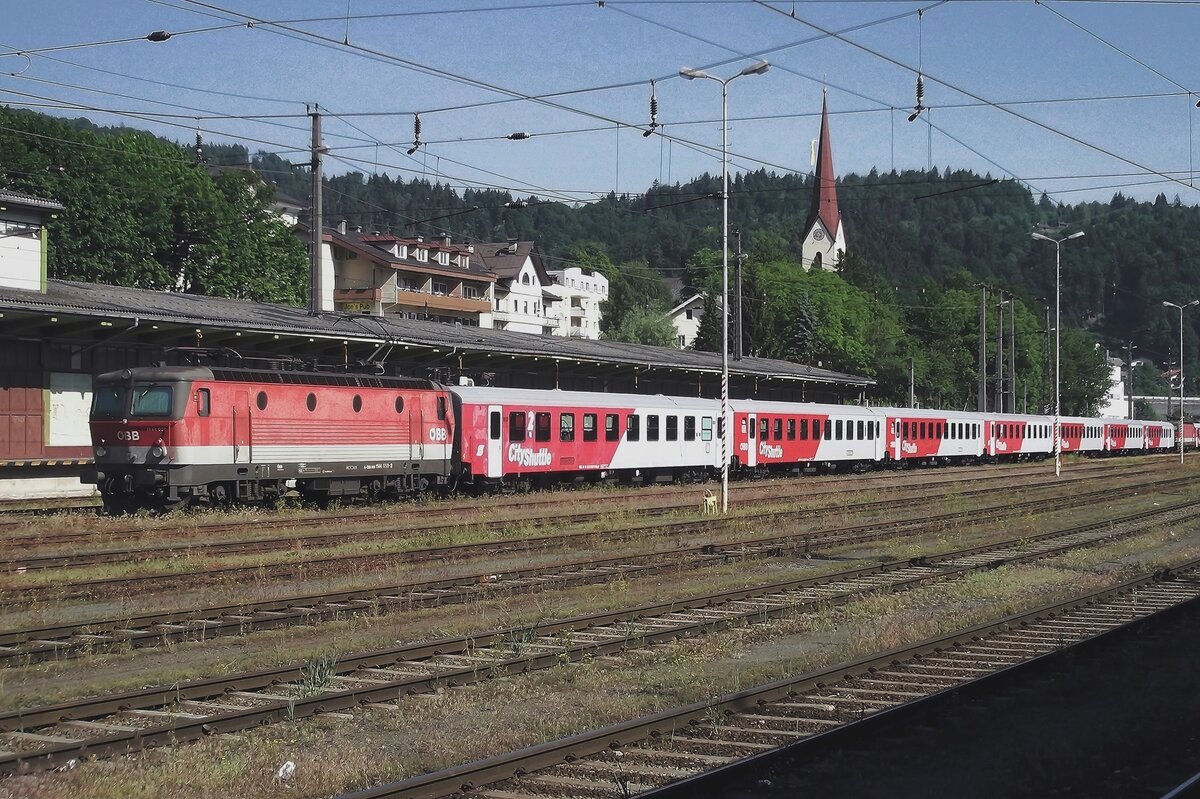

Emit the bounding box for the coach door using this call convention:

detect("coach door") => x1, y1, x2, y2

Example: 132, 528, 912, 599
487, 405, 503, 478
232, 390, 251, 464
746, 413, 757, 467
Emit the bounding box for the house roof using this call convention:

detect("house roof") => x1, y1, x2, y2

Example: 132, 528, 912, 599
319, 226, 497, 281
803, 92, 841, 240
471, 241, 551, 286
0, 189, 64, 213
0, 279, 874, 388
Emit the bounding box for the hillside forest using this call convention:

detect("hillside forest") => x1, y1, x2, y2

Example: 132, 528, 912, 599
3, 106, 1198, 415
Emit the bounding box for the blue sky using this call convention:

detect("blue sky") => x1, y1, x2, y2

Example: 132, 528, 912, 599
2, 0, 1198, 207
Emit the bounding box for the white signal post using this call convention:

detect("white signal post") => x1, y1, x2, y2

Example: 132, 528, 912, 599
679, 60, 770, 513
1031, 229, 1084, 477
1162, 298, 1198, 465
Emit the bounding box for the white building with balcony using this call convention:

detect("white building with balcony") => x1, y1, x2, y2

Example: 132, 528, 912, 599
472, 240, 559, 335
546, 266, 607, 339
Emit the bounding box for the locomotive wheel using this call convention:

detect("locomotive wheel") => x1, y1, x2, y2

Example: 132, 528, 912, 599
209, 483, 233, 508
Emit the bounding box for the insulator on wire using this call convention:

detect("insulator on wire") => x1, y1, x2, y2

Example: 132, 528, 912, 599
643, 80, 659, 137
908, 74, 926, 122
407, 113, 423, 155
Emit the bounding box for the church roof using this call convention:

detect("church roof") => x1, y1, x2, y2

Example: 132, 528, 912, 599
804, 93, 841, 240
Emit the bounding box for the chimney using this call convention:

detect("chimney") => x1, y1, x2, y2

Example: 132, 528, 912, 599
337, 219, 348, 235
506, 237, 519, 255
354, 225, 363, 233
441, 233, 452, 248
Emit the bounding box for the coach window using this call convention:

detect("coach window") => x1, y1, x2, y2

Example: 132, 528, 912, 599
684, 416, 696, 441
256, 391, 268, 411
560, 413, 575, 442
395, 396, 405, 414
774, 418, 784, 440
701, 417, 714, 442
352, 394, 363, 413
760, 418, 770, 440
510, 411, 526, 442
741, 418, 748, 434
647, 415, 660, 442
666, 416, 678, 441
197, 388, 211, 417
834, 419, 843, 440
857, 420, 865, 440
437, 396, 447, 420
606, 414, 620, 441
535, 412, 552, 442
902, 422, 909, 439
584, 413, 598, 442
918, 422, 925, 439
490, 411, 502, 440
787, 419, 796, 440
627, 414, 640, 441
848, 421, 857, 441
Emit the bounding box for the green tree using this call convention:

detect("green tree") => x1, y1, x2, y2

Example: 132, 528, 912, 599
604, 305, 678, 347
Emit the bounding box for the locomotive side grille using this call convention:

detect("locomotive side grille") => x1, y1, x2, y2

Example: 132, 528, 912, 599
208, 368, 437, 391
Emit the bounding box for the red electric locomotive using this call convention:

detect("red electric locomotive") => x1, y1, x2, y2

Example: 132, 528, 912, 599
89, 366, 455, 513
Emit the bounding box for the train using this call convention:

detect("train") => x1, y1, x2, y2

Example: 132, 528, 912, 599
87, 365, 1178, 513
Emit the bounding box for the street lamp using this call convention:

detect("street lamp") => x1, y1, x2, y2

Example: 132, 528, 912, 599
1162, 298, 1198, 465
680, 59, 770, 513
1031, 229, 1084, 476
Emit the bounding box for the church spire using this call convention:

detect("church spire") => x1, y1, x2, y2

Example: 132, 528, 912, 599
805, 91, 840, 240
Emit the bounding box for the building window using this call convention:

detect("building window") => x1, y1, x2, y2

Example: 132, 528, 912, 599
464, 285, 480, 299
685, 309, 693, 320
432, 281, 448, 295
521, 274, 531, 285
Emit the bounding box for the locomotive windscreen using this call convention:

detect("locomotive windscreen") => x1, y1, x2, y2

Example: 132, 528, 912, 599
91, 386, 127, 419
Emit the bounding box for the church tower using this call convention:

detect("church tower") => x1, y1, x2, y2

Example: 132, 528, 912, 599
800, 92, 845, 272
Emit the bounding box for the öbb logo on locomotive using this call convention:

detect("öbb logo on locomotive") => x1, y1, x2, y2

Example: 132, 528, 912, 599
86, 364, 1177, 513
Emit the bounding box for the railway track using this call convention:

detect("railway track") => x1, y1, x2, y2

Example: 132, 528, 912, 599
0, 461, 1153, 574
350, 559, 1200, 799
0, 470, 1183, 605
0, 458, 1155, 546
0, 474, 1189, 664
1, 496, 1194, 775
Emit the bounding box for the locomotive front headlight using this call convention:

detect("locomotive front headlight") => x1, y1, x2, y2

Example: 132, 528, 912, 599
95, 446, 107, 458
151, 438, 165, 459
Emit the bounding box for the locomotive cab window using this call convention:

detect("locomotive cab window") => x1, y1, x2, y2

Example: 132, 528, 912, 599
535, 412, 552, 442
647, 415, 660, 442
560, 413, 575, 442
92, 386, 126, 419
627, 414, 640, 441
509, 411, 526, 442
606, 414, 620, 441
666, 416, 678, 441
583, 413, 598, 442
489, 411, 501, 440
684, 416, 696, 441
437, 396, 447, 420
701, 417, 714, 442
197, 388, 211, 417
132, 385, 173, 418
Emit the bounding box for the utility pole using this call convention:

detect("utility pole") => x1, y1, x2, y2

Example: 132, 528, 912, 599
909, 357, 915, 407
1126, 341, 1136, 419
995, 294, 1005, 413
308, 105, 325, 316
1043, 303, 1051, 413
978, 285, 988, 412
733, 228, 744, 360
1008, 293, 1017, 413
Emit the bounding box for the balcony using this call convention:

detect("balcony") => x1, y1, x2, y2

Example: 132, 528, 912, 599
391, 292, 491, 315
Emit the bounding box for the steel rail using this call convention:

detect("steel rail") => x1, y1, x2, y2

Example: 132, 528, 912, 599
0, 460, 1151, 571
1, 496, 1195, 775
0, 475, 1189, 664
1, 471, 1184, 606
338, 560, 1200, 799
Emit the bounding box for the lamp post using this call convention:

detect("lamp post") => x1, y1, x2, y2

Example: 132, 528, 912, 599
1162, 299, 1198, 465
1031, 229, 1084, 477
680, 59, 770, 513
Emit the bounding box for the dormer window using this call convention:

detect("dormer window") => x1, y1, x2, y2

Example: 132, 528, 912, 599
398, 245, 408, 259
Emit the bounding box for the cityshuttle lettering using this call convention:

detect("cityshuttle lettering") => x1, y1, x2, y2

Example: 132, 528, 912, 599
507, 444, 552, 467
758, 442, 783, 459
